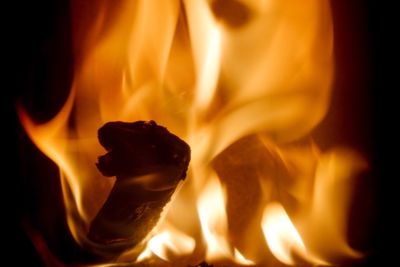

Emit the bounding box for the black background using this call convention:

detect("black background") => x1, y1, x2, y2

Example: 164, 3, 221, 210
5, 0, 390, 266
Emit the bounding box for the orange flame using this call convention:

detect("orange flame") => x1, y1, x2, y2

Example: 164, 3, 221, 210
18, 0, 367, 266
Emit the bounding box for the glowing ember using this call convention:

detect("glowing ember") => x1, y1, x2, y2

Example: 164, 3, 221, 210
17, 0, 367, 266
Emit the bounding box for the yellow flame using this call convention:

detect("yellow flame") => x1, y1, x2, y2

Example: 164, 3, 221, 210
261, 202, 306, 265
184, 0, 222, 112
233, 248, 255, 266
299, 149, 367, 262
137, 223, 195, 262
197, 174, 230, 261
148, 231, 195, 261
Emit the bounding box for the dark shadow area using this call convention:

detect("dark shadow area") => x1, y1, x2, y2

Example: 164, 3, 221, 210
314, 0, 389, 266
6, 0, 73, 266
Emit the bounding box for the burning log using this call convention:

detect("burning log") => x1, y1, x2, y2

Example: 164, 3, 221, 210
87, 120, 190, 259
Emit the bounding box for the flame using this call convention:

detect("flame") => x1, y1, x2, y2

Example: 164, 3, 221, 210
18, 0, 368, 266
185, 0, 222, 111
300, 149, 367, 261
262, 202, 306, 265
137, 223, 195, 262
233, 248, 256, 266
197, 174, 230, 261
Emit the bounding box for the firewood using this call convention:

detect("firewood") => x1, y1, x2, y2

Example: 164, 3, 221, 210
87, 120, 190, 258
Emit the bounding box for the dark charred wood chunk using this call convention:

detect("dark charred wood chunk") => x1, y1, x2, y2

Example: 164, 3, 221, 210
96, 120, 190, 180
87, 120, 190, 257
188, 261, 214, 267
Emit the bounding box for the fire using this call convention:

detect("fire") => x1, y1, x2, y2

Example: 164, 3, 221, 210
18, 0, 367, 266
261, 202, 307, 266
137, 223, 195, 262
197, 175, 230, 260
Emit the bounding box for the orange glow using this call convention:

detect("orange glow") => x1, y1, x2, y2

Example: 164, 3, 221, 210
18, 0, 367, 266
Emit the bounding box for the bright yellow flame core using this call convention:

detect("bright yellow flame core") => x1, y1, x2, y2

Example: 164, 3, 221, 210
136, 223, 196, 262
18, 0, 367, 265
197, 175, 230, 261
262, 202, 306, 265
